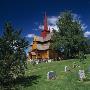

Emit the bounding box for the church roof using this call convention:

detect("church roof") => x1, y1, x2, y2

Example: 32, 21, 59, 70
37, 42, 50, 50
29, 33, 53, 51
36, 33, 53, 42
29, 13, 54, 52
31, 52, 36, 55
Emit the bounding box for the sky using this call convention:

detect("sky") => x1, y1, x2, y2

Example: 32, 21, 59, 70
0, 0, 90, 41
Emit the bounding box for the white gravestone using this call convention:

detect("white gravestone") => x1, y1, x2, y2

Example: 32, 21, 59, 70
65, 66, 68, 72
48, 59, 51, 63
78, 70, 85, 81
36, 60, 39, 64
47, 71, 56, 80
46, 60, 48, 63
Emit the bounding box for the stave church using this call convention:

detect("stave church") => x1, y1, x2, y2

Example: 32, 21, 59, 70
28, 13, 61, 60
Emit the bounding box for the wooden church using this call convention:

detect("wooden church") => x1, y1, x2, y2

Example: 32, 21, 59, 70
28, 13, 60, 60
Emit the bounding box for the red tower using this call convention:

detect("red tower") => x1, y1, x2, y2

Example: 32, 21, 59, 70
41, 12, 50, 38
44, 12, 48, 31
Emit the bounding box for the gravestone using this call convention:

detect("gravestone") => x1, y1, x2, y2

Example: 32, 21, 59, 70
47, 71, 56, 80
78, 70, 86, 81
31, 60, 36, 66
36, 60, 39, 64
78, 65, 80, 68
30, 60, 33, 64
64, 66, 68, 72
48, 59, 52, 63
73, 62, 77, 68
45, 60, 48, 63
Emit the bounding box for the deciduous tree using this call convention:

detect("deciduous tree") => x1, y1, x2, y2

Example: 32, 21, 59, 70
51, 11, 87, 59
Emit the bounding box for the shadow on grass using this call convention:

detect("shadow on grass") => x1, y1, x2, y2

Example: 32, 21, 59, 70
15, 75, 41, 87
0, 75, 41, 90
84, 78, 90, 82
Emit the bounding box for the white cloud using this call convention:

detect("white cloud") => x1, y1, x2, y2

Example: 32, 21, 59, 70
72, 14, 81, 21
48, 16, 58, 25
39, 25, 44, 30
48, 16, 58, 31
26, 34, 35, 38
38, 16, 58, 32
81, 24, 87, 31
38, 24, 58, 32
84, 31, 90, 37
72, 14, 87, 31
38, 14, 87, 33
32, 28, 38, 31
48, 25, 58, 32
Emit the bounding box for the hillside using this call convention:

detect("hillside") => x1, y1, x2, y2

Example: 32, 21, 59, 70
20, 55, 90, 90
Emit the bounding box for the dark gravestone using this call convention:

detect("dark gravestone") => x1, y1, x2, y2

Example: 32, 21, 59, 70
73, 62, 77, 68
31, 60, 36, 66
47, 71, 56, 80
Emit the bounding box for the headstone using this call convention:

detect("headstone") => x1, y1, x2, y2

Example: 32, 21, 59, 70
45, 60, 48, 63
36, 60, 39, 64
48, 59, 51, 63
47, 71, 56, 80
73, 62, 77, 68
36, 61, 38, 64
30, 60, 33, 64
59, 57, 61, 60
78, 70, 85, 81
64, 66, 68, 72
78, 65, 80, 68
31, 60, 36, 66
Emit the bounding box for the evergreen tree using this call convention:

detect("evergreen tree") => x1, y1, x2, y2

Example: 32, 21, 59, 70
0, 22, 28, 87
51, 11, 87, 59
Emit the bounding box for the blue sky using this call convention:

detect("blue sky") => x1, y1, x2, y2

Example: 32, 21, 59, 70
0, 0, 90, 40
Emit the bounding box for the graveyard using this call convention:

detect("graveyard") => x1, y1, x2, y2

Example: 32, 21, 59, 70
19, 54, 90, 90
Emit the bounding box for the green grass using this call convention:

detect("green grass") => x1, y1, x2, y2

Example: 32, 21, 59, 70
21, 54, 90, 90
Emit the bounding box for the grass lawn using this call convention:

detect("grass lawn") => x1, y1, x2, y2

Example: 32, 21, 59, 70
20, 54, 90, 90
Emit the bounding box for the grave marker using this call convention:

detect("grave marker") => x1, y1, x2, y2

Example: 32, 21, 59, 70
65, 66, 68, 72
47, 71, 56, 80
78, 70, 85, 81
48, 59, 51, 63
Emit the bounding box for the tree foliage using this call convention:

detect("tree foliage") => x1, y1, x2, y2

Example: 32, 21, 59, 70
0, 22, 28, 87
51, 11, 87, 59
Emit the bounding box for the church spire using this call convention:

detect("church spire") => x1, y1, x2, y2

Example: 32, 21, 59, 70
44, 12, 48, 31
41, 12, 50, 38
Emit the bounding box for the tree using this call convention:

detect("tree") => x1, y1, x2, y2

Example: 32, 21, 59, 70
85, 38, 90, 54
51, 11, 87, 59
0, 22, 28, 88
